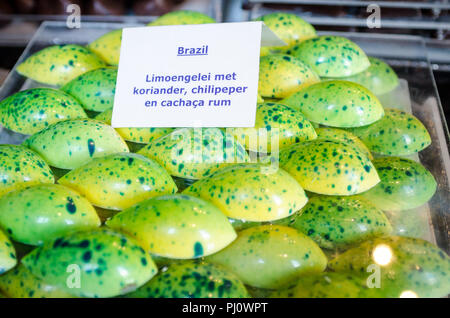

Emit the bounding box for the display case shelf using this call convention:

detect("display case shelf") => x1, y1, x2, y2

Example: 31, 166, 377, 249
229, 0, 450, 40
246, 0, 450, 10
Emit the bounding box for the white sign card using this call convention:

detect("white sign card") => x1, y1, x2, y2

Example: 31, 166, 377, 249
111, 21, 285, 128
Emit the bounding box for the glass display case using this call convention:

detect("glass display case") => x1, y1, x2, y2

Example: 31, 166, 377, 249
0, 21, 448, 298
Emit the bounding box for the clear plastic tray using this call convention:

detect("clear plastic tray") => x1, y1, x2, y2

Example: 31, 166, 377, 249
0, 22, 448, 255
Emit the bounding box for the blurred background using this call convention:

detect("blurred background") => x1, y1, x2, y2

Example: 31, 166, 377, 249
0, 0, 448, 121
